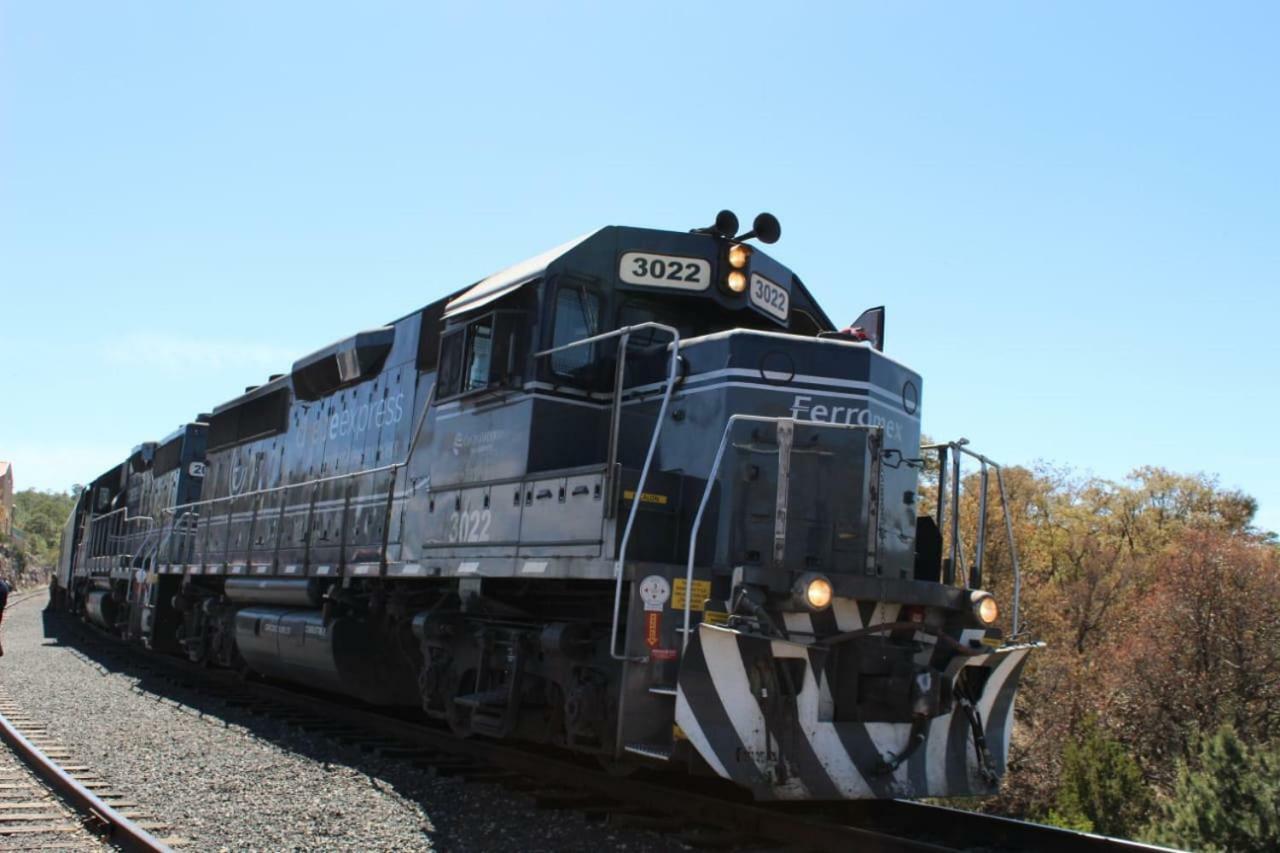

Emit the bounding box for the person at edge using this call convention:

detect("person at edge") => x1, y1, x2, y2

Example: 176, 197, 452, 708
0, 577, 11, 656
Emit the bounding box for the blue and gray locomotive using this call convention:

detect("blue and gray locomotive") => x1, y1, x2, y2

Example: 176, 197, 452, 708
56, 212, 1034, 800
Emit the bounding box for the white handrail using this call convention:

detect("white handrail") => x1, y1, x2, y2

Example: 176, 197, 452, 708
535, 322, 681, 662
921, 440, 1024, 637
162, 462, 403, 516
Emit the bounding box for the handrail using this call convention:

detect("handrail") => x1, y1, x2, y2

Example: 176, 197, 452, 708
162, 461, 404, 516
995, 466, 1022, 637
535, 322, 681, 662
148, 381, 435, 572
163, 463, 402, 573
921, 440, 1023, 637
109, 515, 155, 549
682, 416, 882, 649
86, 508, 155, 561
129, 524, 164, 571
154, 510, 199, 567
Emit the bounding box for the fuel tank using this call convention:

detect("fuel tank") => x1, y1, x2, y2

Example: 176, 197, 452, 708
233, 607, 417, 705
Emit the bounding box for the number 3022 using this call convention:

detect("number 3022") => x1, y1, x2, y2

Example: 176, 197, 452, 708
619, 252, 711, 291
448, 509, 492, 542
632, 255, 699, 282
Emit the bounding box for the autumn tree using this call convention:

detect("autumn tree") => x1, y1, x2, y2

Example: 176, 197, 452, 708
1111, 529, 1280, 776
919, 451, 1269, 825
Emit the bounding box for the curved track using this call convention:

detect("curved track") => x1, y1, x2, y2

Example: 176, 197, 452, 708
0, 591, 174, 851
42, 594, 1176, 853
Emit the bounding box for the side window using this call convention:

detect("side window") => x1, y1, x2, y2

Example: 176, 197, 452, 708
438, 328, 465, 398
464, 318, 493, 392
435, 311, 524, 401
551, 285, 600, 377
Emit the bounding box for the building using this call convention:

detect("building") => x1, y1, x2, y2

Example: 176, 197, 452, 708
0, 461, 12, 537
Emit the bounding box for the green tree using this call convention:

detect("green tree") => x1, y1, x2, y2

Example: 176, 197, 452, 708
12, 488, 77, 566
1149, 725, 1280, 853
1046, 715, 1151, 837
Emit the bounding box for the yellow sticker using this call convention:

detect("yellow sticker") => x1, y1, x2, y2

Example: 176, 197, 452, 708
622, 489, 669, 506
702, 610, 729, 626
672, 723, 688, 741
672, 578, 712, 611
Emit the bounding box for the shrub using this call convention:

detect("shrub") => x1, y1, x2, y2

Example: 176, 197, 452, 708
1148, 725, 1280, 853
1048, 715, 1150, 838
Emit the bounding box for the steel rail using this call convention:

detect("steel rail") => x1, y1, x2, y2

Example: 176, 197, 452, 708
0, 708, 170, 852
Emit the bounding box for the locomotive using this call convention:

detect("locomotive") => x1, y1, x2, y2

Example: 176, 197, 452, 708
56, 212, 1035, 800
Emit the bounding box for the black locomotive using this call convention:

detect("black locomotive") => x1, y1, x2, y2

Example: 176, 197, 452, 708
56, 212, 1034, 800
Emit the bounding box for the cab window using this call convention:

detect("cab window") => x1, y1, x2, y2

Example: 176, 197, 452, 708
618, 298, 699, 350
551, 284, 601, 377
436, 311, 524, 400
465, 318, 493, 392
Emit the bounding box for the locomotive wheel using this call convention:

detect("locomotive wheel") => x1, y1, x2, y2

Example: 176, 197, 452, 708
445, 668, 476, 738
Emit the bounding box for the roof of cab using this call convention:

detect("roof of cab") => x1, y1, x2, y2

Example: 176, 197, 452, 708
443, 229, 602, 319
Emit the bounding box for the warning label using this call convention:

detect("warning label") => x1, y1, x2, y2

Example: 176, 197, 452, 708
645, 611, 661, 648
672, 578, 711, 612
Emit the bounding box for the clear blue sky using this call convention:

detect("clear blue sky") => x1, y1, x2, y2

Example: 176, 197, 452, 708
1, 2, 1277, 533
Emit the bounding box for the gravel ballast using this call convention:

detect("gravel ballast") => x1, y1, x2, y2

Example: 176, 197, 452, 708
0, 591, 691, 851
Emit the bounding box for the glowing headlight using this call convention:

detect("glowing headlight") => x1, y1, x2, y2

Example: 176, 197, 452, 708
971, 591, 999, 625
726, 271, 747, 293
795, 574, 833, 611
728, 243, 751, 269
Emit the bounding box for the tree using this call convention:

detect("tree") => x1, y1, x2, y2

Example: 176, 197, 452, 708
1149, 725, 1280, 852
12, 488, 76, 566
1046, 715, 1151, 837
1112, 529, 1280, 774
935, 456, 1277, 824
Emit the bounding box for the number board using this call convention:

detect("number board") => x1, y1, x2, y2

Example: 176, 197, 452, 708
619, 252, 711, 291
749, 273, 789, 322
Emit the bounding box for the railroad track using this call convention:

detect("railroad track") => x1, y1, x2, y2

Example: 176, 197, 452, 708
0, 717, 105, 851
39, 596, 1176, 853
0, 591, 179, 852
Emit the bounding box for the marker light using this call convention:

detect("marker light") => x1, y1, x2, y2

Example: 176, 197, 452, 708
728, 243, 752, 269
727, 271, 747, 293
795, 574, 833, 611
971, 591, 999, 625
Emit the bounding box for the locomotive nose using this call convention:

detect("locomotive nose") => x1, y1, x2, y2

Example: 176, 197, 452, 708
672, 330, 922, 583
675, 619, 1034, 800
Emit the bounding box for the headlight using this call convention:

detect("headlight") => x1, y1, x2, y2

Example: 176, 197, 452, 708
794, 573, 833, 611
728, 243, 751, 269
971, 591, 999, 625
726, 270, 747, 293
